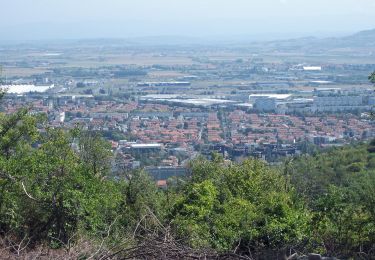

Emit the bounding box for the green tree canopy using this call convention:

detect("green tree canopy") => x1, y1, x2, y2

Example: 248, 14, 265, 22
171, 158, 310, 254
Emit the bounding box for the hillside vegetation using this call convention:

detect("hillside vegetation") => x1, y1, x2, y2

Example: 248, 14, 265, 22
0, 109, 375, 259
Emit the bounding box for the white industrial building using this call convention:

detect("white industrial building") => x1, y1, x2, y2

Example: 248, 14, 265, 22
314, 88, 341, 96
1, 84, 54, 94
249, 92, 373, 114
311, 96, 369, 112
254, 98, 278, 112
249, 94, 292, 112
277, 99, 314, 114
303, 66, 322, 71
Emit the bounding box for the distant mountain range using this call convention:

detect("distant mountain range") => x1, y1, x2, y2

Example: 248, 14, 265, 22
2, 29, 375, 51
338, 28, 375, 47
251, 29, 375, 51
75, 28, 375, 51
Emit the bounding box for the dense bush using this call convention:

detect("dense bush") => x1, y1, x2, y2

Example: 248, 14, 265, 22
287, 144, 375, 257
0, 111, 121, 246
171, 157, 310, 255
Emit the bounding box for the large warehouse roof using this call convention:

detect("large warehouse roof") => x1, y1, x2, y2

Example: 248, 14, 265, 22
249, 94, 292, 100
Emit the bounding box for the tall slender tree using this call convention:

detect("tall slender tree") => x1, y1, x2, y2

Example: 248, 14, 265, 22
368, 71, 375, 152
370, 71, 375, 84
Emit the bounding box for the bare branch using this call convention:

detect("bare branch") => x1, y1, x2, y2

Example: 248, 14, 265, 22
87, 216, 119, 260
21, 181, 38, 201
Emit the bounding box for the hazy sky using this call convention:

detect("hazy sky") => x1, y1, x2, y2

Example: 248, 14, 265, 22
1, 0, 375, 41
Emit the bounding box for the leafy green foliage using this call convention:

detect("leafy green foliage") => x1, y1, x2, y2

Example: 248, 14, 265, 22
285, 145, 370, 200
288, 144, 375, 257
119, 170, 167, 235
171, 157, 310, 253
0, 111, 121, 246
78, 131, 112, 177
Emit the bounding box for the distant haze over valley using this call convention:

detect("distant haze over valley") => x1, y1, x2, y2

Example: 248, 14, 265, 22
1, 0, 375, 42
